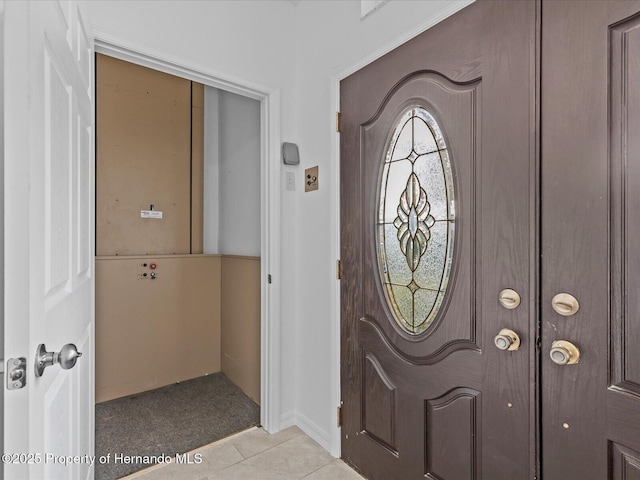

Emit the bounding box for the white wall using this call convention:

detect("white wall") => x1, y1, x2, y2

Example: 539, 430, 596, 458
86, 0, 472, 457
218, 90, 261, 256
203, 86, 261, 256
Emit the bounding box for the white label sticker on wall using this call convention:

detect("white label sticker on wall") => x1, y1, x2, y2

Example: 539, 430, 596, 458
141, 210, 163, 219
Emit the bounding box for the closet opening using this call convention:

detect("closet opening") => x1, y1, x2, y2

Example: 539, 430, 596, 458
94, 54, 262, 480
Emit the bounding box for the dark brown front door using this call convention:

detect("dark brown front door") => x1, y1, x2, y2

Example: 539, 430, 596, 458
341, 0, 640, 479
541, 1, 640, 478
340, 1, 537, 479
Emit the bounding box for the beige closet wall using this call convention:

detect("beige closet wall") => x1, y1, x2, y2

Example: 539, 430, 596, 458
96, 254, 261, 404
96, 54, 192, 256
96, 255, 221, 402
221, 256, 261, 404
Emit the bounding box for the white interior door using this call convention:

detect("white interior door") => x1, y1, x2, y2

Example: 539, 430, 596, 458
4, 1, 94, 479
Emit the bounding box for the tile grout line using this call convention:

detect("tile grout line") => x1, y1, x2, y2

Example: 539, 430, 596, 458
236, 432, 307, 460
297, 459, 336, 480
215, 433, 309, 475
120, 427, 262, 479
121, 427, 322, 480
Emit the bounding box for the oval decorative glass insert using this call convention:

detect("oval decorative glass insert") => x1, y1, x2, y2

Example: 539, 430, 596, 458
377, 107, 455, 335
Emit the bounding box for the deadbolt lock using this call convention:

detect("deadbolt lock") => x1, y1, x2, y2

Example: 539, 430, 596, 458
498, 289, 521, 310
552, 293, 580, 316
550, 340, 580, 365
494, 328, 521, 351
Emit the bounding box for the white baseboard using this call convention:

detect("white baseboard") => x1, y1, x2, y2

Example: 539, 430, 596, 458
279, 410, 337, 458
279, 410, 296, 430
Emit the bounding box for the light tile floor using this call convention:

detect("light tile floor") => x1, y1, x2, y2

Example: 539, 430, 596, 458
122, 426, 365, 480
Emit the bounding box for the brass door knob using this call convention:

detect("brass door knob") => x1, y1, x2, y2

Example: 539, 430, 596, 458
550, 340, 580, 365
494, 328, 521, 351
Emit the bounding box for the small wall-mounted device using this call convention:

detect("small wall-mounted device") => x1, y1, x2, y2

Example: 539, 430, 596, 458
305, 166, 319, 192
137, 261, 159, 280
282, 142, 300, 165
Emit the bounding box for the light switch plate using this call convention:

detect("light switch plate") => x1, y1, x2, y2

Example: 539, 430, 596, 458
305, 166, 318, 192
285, 171, 295, 191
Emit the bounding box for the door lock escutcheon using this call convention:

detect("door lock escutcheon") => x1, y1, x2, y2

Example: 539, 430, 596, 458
35, 344, 82, 378
498, 289, 521, 309
7, 358, 27, 390
551, 293, 580, 316
494, 328, 521, 351
550, 340, 581, 365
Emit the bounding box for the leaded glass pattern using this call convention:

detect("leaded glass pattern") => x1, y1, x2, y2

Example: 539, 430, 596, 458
377, 107, 455, 335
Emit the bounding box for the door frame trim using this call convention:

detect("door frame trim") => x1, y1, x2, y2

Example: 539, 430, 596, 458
329, 0, 476, 457
93, 29, 283, 433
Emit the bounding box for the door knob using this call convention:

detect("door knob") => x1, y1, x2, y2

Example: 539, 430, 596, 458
494, 328, 521, 351
549, 340, 580, 365
35, 343, 83, 378
551, 293, 579, 316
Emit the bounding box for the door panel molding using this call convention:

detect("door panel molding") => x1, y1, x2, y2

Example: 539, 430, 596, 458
43, 41, 72, 297
360, 72, 481, 359
361, 70, 480, 129
359, 316, 479, 366
425, 387, 480, 480
610, 10, 640, 394
362, 352, 397, 453
607, 388, 640, 454
609, 442, 640, 480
